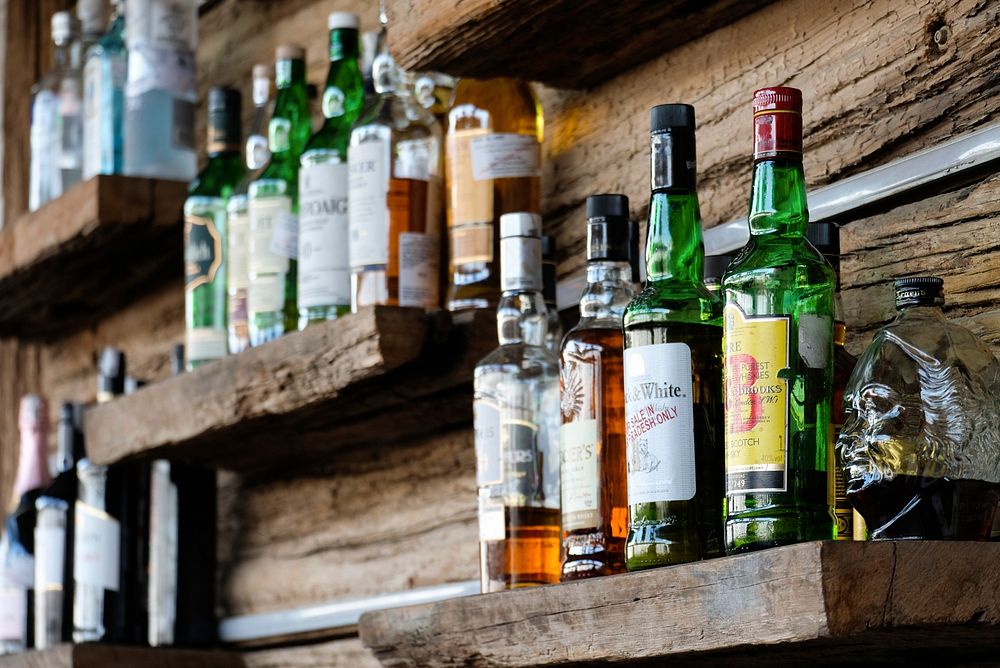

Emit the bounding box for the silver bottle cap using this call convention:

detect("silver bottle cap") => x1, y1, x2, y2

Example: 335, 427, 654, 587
500, 212, 542, 240
328, 12, 360, 30
500, 213, 543, 292
51, 12, 79, 43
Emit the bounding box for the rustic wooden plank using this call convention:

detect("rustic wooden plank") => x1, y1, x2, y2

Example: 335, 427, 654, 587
3, 0, 40, 228
0, 645, 245, 668
242, 638, 379, 668
359, 541, 1000, 667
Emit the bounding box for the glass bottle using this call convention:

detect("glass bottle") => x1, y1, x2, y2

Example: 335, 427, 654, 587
0, 530, 31, 654
446, 78, 543, 312
414, 72, 456, 126
627, 219, 642, 287
560, 194, 636, 581
623, 105, 725, 570
184, 87, 244, 368
541, 235, 563, 353
248, 45, 311, 344
33, 497, 69, 650
348, 56, 443, 311
840, 277, 1000, 540
82, 0, 126, 180
298, 13, 365, 327
72, 459, 119, 643
29, 12, 82, 211
473, 212, 560, 592
123, 0, 198, 181
723, 87, 836, 553
702, 255, 732, 298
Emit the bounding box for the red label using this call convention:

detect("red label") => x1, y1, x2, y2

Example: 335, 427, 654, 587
754, 111, 802, 159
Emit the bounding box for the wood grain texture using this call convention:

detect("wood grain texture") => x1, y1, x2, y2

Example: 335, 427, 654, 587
242, 638, 379, 668
359, 541, 1000, 667
0, 645, 244, 668
383, 0, 774, 89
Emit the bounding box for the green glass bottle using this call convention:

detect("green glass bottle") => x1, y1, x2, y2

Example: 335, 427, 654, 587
248, 45, 311, 345
722, 87, 836, 553
622, 105, 725, 570
184, 87, 245, 369
298, 13, 365, 328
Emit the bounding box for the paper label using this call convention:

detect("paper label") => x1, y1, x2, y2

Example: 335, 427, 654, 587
470, 132, 540, 180
246, 133, 269, 171
348, 140, 389, 267
74, 502, 121, 593
34, 526, 66, 590
398, 232, 438, 308
624, 343, 697, 504
83, 56, 102, 179
127, 0, 196, 50
724, 303, 791, 494
185, 328, 227, 362
249, 196, 292, 275
298, 162, 351, 307
0, 589, 25, 641
184, 206, 224, 290
125, 45, 196, 99
448, 130, 494, 225
269, 117, 291, 154
270, 211, 299, 260
248, 274, 284, 314
395, 138, 431, 181
477, 500, 505, 542
560, 419, 599, 530
322, 86, 345, 118
227, 209, 250, 291
474, 400, 501, 486
449, 223, 493, 266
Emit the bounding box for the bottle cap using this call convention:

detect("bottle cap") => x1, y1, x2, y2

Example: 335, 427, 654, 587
35, 496, 69, 513
703, 254, 734, 284
806, 221, 840, 257
650, 104, 695, 134
500, 212, 542, 239
276, 44, 306, 61
328, 12, 360, 30
208, 87, 242, 153
753, 86, 803, 160
586, 193, 629, 220
628, 219, 642, 283
650, 104, 697, 191
98, 347, 126, 401
894, 276, 944, 309
252, 63, 272, 79
172, 344, 186, 375
51, 12, 79, 42
500, 213, 543, 293
19, 395, 47, 431
586, 194, 631, 263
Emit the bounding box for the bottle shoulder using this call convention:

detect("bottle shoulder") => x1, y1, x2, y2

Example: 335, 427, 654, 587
476, 343, 560, 376
725, 236, 835, 282
624, 279, 722, 328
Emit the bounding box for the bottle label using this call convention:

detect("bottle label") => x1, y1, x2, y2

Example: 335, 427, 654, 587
449, 223, 493, 266
322, 86, 345, 119
248, 273, 284, 314
126, 45, 196, 100
227, 209, 250, 291
502, 420, 540, 502
249, 196, 292, 275
269, 117, 291, 154
83, 56, 103, 179
395, 138, 432, 182
470, 132, 540, 180
478, 499, 505, 542
186, 327, 227, 362
74, 501, 121, 593
184, 209, 223, 290
724, 303, 791, 494
0, 589, 25, 641
270, 211, 299, 260
127, 0, 196, 50
624, 343, 697, 504
474, 400, 501, 486
448, 129, 493, 225
35, 525, 66, 590
560, 419, 599, 530
246, 134, 270, 171
298, 162, 350, 308
398, 232, 439, 308
348, 140, 389, 267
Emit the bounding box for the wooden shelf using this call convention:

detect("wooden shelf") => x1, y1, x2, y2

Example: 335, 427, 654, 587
384, 0, 776, 89
0, 645, 244, 668
0, 176, 186, 340
84, 306, 496, 473
359, 541, 1000, 667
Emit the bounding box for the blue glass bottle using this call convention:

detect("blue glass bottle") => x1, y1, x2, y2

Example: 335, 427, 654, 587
82, 0, 126, 180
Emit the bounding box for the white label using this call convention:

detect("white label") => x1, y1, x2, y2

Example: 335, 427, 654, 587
127, 0, 196, 50
34, 526, 66, 590
227, 209, 249, 291
394, 138, 431, 181
474, 400, 501, 486
799, 313, 832, 369
470, 133, 540, 180
398, 232, 439, 308
299, 162, 351, 308
477, 501, 505, 542
246, 134, 269, 171
0, 589, 25, 641
348, 140, 389, 267
74, 502, 121, 593
248, 274, 284, 313
82, 56, 103, 180
624, 343, 697, 504
249, 196, 292, 275
560, 419, 599, 529
186, 328, 227, 362
270, 212, 299, 260
126, 45, 196, 100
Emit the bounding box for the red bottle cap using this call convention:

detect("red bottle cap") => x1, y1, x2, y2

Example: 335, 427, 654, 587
753, 86, 802, 160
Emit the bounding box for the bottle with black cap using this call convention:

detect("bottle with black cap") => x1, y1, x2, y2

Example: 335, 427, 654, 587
622, 104, 724, 570
841, 277, 1000, 540
702, 255, 732, 296
559, 194, 637, 581
627, 219, 642, 286
540, 235, 563, 353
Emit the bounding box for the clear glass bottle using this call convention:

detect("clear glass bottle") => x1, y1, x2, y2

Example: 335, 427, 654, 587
0, 530, 31, 655
414, 71, 456, 126
473, 212, 560, 592
123, 0, 198, 180
541, 235, 563, 353
840, 277, 1000, 540
30, 12, 83, 211
34, 497, 69, 650
72, 459, 120, 643
82, 0, 126, 180
348, 55, 443, 311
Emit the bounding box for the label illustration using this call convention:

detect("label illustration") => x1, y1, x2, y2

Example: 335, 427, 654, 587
184, 209, 223, 289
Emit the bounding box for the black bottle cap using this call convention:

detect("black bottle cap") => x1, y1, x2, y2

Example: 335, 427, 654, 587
98, 347, 126, 398
650, 104, 696, 191
171, 344, 186, 376
806, 222, 840, 257
650, 104, 695, 134
207, 87, 242, 153
586, 193, 629, 220
541, 235, 557, 304
704, 255, 734, 284
628, 219, 641, 283
586, 194, 631, 263
895, 276, 944, 309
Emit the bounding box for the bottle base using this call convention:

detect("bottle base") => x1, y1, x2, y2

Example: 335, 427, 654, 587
249, 312, 287, 346
725, 508, 835, 554
298, 305, 350, 330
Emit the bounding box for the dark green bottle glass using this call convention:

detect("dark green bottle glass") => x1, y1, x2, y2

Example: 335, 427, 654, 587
722, 87, 836, 553
248, 45, 311, 345
184, 87, 245, 369
622, 105, 725, 570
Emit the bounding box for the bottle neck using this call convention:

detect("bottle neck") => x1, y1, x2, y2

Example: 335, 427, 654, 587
646, 189, 704, 283
253, 76, 270, 107
580, 261, 633, 320
14, 424, 50, 499
276, 58, 306, 90
330, 28, 359, 61
497, 290, 548, 347
749, 157, 808, 237
53, 40, 72, 68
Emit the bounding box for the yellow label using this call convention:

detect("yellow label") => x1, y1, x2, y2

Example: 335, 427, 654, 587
447, 129, 494, 226
724, 303, 790, 494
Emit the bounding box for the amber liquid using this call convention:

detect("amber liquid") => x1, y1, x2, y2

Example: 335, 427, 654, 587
560, 327, 628, 580
481, 506, 561, 591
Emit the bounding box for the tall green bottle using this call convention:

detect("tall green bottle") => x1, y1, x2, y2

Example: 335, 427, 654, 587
298, 13, 365, 328
184, 87, 245, 369
622, 105, 724, 570
722, 87, 836, 552
248, 45, 311, 344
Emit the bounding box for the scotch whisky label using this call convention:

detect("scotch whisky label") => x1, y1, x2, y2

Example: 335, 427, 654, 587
503, 420, 540, 502
624, 343, 697, 504
470, 132, 540, 180
474, 399, 501, 486
74, 501, 121, 593
449, 223, 493, 266
447, 129, 493, 226
348, 140, 389, 267
227, 208, 250, 291
560, 419, 599, 530
184, 207, 223, 290
398, 232, 439, 308
724, 303, 791, 494
298, 161, 350, 308
248, 196, 292, 275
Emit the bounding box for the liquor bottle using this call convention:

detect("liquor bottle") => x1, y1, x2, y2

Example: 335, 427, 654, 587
248, 45, 310, 344
627, 219, 642, 287
622, 105, 724, 569
559, 195, 636, 581
360, 31, 382, 112
82, 0, 126, 180
723, 87, 836, 552
0, 529, 32, 654
414, 72, 456, 125
72, 458, 119, 643
348, 56, 443, 311
446, 78, 542, 312
29, 12, 83, 211
123, 0, 198, 180
541, 235, 563, 353
245, 64, 273, 177
841, 277, 1000, 540
473, 212, 560, 592
298, 13, 365, 327
76, 0, 106, 52
703, 255, 732, 297
184, 88, 245, 368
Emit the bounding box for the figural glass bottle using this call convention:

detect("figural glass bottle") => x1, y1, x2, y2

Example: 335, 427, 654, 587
722, 87, 836, 552
622, 105, 724, 570
559, 194, 636, 580
473, 212, 560, 592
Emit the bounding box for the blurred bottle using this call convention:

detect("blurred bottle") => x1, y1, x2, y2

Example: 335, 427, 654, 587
702, 255, 732, 298
82, 0, 126, 180
541, 235, 562, 353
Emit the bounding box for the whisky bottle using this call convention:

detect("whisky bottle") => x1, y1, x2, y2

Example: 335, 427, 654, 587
473, 213, 560, 592
248, 45, 311, 344
703, 255, 732, 297
348, 54, 442, 311
723, 87, 836, 552
560, 195, 636, 580
82, 0, 125, 180
297, 13, 365, 327
446, 78, 542, 311
541, 235, 563, 353
623, 105, 725, 570
184, 87, 245, 368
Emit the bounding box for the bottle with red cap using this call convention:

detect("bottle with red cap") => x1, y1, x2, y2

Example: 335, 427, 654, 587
721, 87, 836, 553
